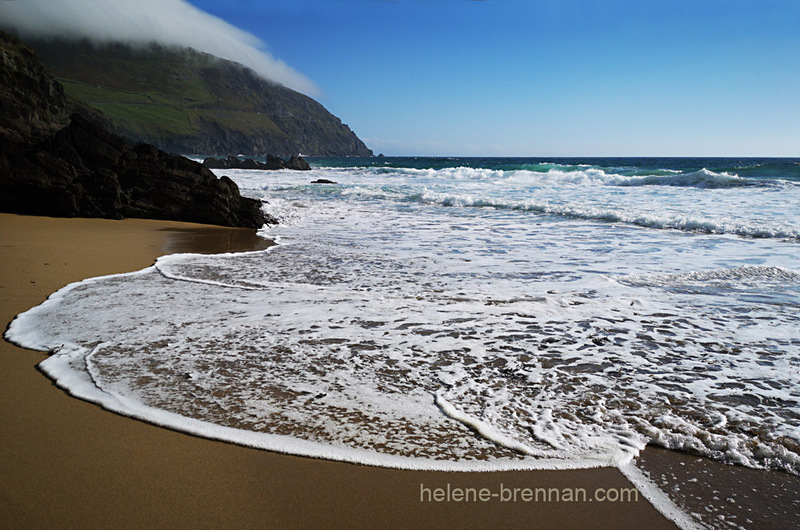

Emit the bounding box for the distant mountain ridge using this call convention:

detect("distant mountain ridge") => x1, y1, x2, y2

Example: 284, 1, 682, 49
24, 37, 373, 158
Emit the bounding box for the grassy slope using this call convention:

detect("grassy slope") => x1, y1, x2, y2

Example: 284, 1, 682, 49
46, 43, 283, 142
28, 39, 368, 156
59, 79, 285, 140
59, 81, 197, 136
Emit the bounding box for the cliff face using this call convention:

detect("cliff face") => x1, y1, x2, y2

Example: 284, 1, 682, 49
0, 32, 73, 142
26, 38, 373, 158
0, 32, 270, 228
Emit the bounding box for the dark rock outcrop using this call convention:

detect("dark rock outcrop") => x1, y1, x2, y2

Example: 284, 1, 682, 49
0, 32, 271, 228
202, 154, 310, 171
265, 154, 286, 170
286, 155, 311, 171
202, 155, 245, 169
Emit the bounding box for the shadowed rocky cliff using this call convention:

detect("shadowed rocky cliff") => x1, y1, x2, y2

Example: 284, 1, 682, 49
0, 31, 271, 228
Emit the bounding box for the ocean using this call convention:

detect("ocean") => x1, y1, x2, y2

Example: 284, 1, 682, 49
7, 157, 800, 479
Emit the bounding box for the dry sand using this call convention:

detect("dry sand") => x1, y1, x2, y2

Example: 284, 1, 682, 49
1, 212, 682, 529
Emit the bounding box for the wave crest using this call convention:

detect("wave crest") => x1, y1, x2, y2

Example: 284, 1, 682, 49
619, 265, 800, 294
414, 190, 800, 240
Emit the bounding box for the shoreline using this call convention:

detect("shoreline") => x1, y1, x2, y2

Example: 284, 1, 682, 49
3, 212, 793, 528
0, 213, 674, 528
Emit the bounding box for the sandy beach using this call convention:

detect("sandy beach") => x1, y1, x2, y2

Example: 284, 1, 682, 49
4, 212, 800, 529
0, 212, 683, 528
3, 0, 798, 525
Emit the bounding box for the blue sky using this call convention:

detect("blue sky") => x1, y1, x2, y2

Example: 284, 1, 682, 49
132, 1, 800, 156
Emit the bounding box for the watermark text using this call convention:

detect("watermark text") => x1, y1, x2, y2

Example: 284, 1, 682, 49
419, 483, 639, 503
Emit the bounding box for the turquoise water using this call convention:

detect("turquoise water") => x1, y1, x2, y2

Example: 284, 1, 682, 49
309, 157, 800, 183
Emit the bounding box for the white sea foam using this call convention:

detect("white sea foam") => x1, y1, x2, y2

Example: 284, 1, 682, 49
412, 188, 800, 240
227, 162, 800, 240
6, 263, 629, 471
5, 161, 800, 510
619, 463, 703, 530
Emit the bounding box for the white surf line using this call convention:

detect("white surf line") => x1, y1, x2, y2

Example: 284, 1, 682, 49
434, 391, 546, 457
619, 462, 703, 530
153, 250, 274, 291
436, 391, 702, 528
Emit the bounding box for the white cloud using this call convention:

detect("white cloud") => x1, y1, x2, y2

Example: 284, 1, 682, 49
0, 0, 319, 96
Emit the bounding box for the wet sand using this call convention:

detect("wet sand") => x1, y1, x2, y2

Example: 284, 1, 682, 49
636, 447, 800, 529
0, 212, 686, 528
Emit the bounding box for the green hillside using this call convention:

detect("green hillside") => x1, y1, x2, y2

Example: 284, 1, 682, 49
28, 38, 372, 157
